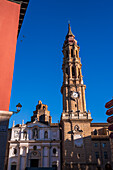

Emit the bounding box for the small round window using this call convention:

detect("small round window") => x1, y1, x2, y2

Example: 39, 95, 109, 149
53, 148, 56, 154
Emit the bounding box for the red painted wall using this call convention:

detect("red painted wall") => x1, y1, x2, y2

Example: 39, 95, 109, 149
0, 0, 20, 111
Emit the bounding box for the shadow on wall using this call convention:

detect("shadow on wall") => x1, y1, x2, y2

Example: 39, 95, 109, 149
6, 126, 112, 170
62, 128, 112, 170
25, 168, 57, 170
0, 118, 11, 170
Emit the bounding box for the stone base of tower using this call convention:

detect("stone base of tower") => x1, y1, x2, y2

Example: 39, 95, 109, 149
60, 117, 112, 170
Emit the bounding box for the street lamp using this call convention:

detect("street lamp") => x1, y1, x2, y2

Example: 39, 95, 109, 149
13, 103, 22, 114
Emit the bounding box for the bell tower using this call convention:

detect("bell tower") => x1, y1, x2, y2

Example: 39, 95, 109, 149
61, 24, 91, 120
60, 25, 93, 169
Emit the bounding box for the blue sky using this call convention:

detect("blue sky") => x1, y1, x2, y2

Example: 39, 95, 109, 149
9, 0, 113, 127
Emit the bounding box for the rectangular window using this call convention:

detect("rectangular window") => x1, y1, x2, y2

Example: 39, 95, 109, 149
102, 143, 106, 148
95, 152, 99, 159
94, 143, 98, 147
104, 151, 108, 159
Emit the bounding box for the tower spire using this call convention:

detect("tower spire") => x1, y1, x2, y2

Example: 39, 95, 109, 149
66, 23, 75, 38
68, 24, 72, 34
61, 25, 92, 120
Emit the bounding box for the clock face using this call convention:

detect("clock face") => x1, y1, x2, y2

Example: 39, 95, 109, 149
71, 91, 79, 99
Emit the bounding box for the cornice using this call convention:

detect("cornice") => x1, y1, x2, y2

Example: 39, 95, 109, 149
8, 0, 30, 36
9, 140, 61, 144
0, 110, 13, 117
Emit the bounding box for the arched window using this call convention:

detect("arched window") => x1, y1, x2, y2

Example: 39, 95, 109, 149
66, 67, 68, 75
33, 128, 38, 139
13, 148, 17, 155
38, 104, 41, 109
44, 131, 48, 139
66, 50, 68, 58
76, 50, 78, 57
94, 129, 97, 135
23, 131, 27, 140
78, 68, 80, 77
72, 67, 75, 77
71, 49, 73, 57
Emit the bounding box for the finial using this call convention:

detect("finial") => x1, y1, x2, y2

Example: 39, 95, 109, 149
38, 100, 42, 104
68, 20, 70, 24
22, 120, 24, 125
68, 23, 72, 34
66, 22, 75, 38
13, 120, 15, 127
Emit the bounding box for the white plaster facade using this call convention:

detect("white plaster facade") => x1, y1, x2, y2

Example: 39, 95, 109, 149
7, 101, 61, 170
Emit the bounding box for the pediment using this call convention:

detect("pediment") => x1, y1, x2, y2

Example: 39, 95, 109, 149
27, 121, 49, 128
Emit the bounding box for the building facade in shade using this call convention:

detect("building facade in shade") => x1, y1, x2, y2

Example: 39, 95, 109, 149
0, 0, 29, 111
60, 24, 112, 169
7, 101, 61, 170
7, 25, 112, 170
0, 1, 29, 169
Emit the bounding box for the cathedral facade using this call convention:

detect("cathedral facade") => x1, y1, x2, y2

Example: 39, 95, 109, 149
7, 101, 61, 170
7, 25, 112, 170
